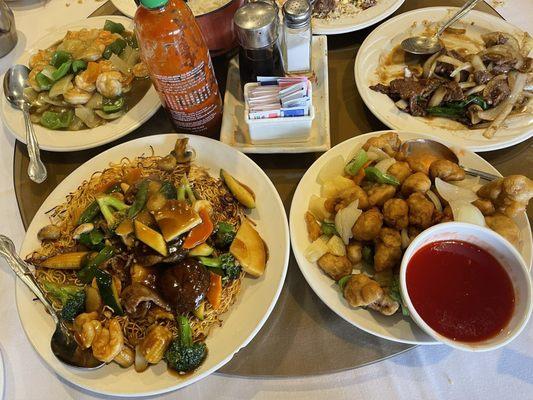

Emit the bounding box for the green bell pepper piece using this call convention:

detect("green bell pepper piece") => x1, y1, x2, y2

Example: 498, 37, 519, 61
51, 61, 72, 81
364, 167, 400, 186
321, 222, 338, 236
36, 72, 53, 90
40, 110, 74, 130
362, 245, 374, 266
72, 60, 88, 73
338, 275, 351, 291
159, 181, 177, 199
345, 149, 368, 176
50, 51, 72, 68
103, 20, 125, 34
103, 38, 127, 59
102, 96, 124, 113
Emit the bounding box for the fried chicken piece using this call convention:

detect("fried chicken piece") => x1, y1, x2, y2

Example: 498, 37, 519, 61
387, 161, 412, 184
324, 198, 338, 214
485, 213, 520, 248
429, 159, 465, 182
352, 207, 383, 241
383, 198, 409, 229
343, 274, 399, 316
401, 172, 431, 196
335, 185, 370, 211
407, 192, 435, 229
472, 199, 495, 216
346, 241, 363, 264
374, 228, 402, 271
367, 184, 396, 207
477, 175, 533, 218
362, 132, 401, 157
408, 226, 423, 240
317, 253, 353, 281
305, 211, 322, 242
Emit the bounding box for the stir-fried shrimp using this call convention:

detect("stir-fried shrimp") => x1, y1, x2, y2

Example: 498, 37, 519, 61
63, 87, 92, 105
96, 71, 123, 98
92, 319, 124, 363
74, 73, 96, 92
29, 49, 54, 69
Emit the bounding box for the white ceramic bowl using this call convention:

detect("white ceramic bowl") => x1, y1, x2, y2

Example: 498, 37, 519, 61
400, 222, 532, 352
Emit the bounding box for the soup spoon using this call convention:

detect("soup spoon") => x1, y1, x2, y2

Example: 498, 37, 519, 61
400, 138, 499, 181
0, 235, 104, 370
3, 65, 47, 183
401, 0, 482, 55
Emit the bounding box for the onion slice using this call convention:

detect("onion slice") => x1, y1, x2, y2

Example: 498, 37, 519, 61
435, 177, 478, 203
426, 190, 443, 212
449, 200, 486, 227
335, 199, 361, 245
423, 51, 441, 78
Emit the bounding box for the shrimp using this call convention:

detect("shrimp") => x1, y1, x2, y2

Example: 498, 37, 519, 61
75, 73, 96, 92
92, 318, 124, 363
132, 62, 149, 78
96, 71, 123, 98
29, 49, 53, 69
73, 312, 101, 349
64, 87, 92, 105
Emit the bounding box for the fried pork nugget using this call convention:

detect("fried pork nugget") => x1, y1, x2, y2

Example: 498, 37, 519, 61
317, 253, 353, 281
485, 213, 520, 248
401, 172, 431, 196
346, 241, 363, 264
362, 132, 401, 157
407, 192, 435, 229
477, 175, 533, 218
387, 161, 412, 184
367, 184, 396, 207
383, 198, 409, 229
429, 159, 465, 182
472, 199, 495, 216
374, 228, 402, 271
305, 211, 322, 242
352, 207, 383, 241
335, 185, 370, 211
343, 274, 399, 316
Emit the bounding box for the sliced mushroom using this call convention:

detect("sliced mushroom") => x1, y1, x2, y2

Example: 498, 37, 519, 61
72, 223, 94, 239
173, 137, 196, 163
121, 283, 171, 319
37, 225, 61, 241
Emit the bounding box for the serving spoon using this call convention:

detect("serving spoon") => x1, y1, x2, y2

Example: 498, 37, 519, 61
0, 235, 104, 369
3, 65, 47, 183
400, 138, 499, 181
401, 0, 482, 55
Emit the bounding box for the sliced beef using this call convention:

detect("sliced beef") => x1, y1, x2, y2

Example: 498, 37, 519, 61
491, 61, 515, 75
483, 78, 510, 106
369, 83, 391, 96
409, 96, 428, 117
474, 70, 493, 85
441, 80, 465, 102
434, 62, 455, 78
389, 78, 426, 99
361, 0, 377, 9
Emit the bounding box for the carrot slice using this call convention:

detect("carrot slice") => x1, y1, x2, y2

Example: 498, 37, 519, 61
352, 161, 372, 185
124, 168, 142, 185
183, 208, 213, 249
85, 62, 101, 83
206, 272, 222, 310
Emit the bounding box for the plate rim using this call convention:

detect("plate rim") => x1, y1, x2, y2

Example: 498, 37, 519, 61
289, 129, 533, 345
0, 16, 161, 152
354, 6, 533, 152
15, 133, 290, 397
312, 0, 405, 35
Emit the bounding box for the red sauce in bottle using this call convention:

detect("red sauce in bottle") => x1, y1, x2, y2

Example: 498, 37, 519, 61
134, 0, 223, 138
406, 240, 515, 342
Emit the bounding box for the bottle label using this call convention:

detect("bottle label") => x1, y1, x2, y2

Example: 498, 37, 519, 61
153, 61, 220, 132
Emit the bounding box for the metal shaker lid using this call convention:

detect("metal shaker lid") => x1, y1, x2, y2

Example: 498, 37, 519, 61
234, 2, 279, 50
282, 0, 312, 29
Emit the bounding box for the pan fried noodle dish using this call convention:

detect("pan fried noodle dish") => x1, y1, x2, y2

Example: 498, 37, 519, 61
26, 20, 150, 130
27, 138, 267, 374
304, 132, 533, 317
370, 29, 533, 139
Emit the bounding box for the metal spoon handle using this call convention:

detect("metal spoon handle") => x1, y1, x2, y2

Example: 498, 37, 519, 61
0, 235, 59, 323
462, 166, 500, 181
23, 109, 47, 184
435, 0, 482, 38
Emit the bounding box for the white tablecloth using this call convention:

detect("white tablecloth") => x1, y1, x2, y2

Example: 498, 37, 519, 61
0, 1, 531, 399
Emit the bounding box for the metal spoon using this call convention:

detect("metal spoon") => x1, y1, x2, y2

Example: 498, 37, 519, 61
0, 235, 104, 369
401, 0, 482, 55
400, 138, 499, 181
4, 65, 47, 183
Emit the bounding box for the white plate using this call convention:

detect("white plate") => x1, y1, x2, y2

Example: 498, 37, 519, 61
0, 16, 160, 152
312, 0, 404, 35
355, 7, 533, 152
111, 0, 137, 18
290, 130, 533, 345
0, 348, 4, 399
220, 35, 330, 153
17, 134, 290, 397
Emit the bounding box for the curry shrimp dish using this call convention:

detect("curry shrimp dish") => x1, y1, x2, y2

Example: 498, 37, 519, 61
304, 132, 533, 316
370, 30, 533, 139
26, 20, 150, 130
27, 138, 267, 373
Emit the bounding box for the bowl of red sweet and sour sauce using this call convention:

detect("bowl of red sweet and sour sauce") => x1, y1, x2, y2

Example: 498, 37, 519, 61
400, 222, 532, 351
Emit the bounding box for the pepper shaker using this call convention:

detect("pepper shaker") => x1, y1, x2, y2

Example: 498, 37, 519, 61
234, 2, 284, 87
281, 0, 312, 74
0, 0, 17, 58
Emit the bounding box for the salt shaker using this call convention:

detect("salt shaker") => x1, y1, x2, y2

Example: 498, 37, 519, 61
234, 2, 284, 87
281, 0, 312, 74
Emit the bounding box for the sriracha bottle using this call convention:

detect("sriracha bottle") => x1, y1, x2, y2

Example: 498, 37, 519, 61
135, 0, 223, 137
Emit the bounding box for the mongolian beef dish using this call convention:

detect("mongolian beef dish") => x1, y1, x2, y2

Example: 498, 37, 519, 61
304, 132, 533, 316
26, 20, 150, 130
28, 138, 267, 373
370, 30, 533, 138
312, 0, 377, 20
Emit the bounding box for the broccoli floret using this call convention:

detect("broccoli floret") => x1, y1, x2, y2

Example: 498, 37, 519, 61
213, 222, 236, 249
96, 195, 129, 229
165, 316, 207, 373
198, 253, 241, 281
42, 281, 86, 322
